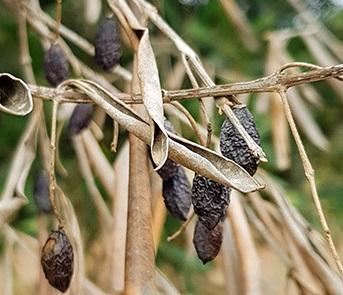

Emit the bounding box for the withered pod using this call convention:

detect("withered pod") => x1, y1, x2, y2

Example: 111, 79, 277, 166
191, 175, 230, 230
43, 43, 69, 87
95, 17, 121, 71
193, 220, 223, 264
220, 106, 261, 176
41, 229, 74, 292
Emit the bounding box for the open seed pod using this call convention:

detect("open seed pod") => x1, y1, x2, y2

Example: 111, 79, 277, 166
0, 73, 33, 116
41, 229, 74, 292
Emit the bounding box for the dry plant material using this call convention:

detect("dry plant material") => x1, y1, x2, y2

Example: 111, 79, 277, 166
162, 166, 192, 221
33, 171, 52, 214
68, 104, 94, 135
193, 220, 223, 264
191, 175, 231, 230
220, 105, 261, 176
41, 229, 74, 293
43, 43, 69, 86
95, 17, 121, 71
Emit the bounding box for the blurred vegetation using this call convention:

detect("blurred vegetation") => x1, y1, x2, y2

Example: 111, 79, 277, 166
0, 0, 342, 294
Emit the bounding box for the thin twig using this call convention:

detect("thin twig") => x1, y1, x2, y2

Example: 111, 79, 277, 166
167, 210, 195, 242
49, 100, 64, 227
278, 90, 343, 277
170, 102, 206, 146
54, 0, 62, 42
28, 63, 343, 104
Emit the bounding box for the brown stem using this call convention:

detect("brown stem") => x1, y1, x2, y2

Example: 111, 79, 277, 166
278, 90, 343, 278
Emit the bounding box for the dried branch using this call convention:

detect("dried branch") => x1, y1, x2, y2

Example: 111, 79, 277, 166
278, 91, 343, 277
29, 63, 343, 104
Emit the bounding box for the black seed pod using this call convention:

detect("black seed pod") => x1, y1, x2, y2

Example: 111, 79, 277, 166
191, 175, 231, 230
43, 43, 69, 86
95, 18, 121, 71
220, 106, 261, 176
193, 220, 223, 264
41, 229, 74, 293
162, 166, 191, 221
68, 104, 94, 136
33, 171, 52, 214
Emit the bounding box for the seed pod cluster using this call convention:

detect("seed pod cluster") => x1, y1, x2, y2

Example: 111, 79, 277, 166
41, 229, 74, 293
68, 104, 94, 136
191, 175, 231, 230
220, 106, 261, 176
95, 18, 121, 71
33, 171, 52, 214
155, 120, 191, 220
193, 220, 223, 264
43, 43, 69, 86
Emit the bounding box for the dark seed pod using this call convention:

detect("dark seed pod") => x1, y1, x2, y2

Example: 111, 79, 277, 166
33, 171, 52, 214
193, 220, 223, 264
191, 175, 231, 230
43, 43, 69, 86
220, 106, 261, 176
41, 229, 74, 293
68, 104, 94, 136
162, 166, 191, 221
95, 18, 121, 71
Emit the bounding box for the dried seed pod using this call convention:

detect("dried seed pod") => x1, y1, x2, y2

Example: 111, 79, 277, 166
33, 171, 52, 214
95, 17, 121, 71
220, 106, 261, 176
162, 166, 191, 221
191, 175, 231, 230
193, 220, 223, 264
41, 229, 74, 293
68, 104, 94, 136
43, 43, 69, 86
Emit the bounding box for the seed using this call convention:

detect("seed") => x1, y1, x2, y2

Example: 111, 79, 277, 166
220, 106, 261, 176
191, 174, 230, 230
43, 43, 69, 86
33, 171, 52, 214
41, 229, 74, 293
193, 220, 223, 264
162, 165, 191, 221
95, 18, 121, 71
68, 104, 94, 136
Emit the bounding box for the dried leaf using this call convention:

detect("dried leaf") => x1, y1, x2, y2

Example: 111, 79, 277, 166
0, 73, 33, 116
60, 79, 263, 193
137, 30, 169, 170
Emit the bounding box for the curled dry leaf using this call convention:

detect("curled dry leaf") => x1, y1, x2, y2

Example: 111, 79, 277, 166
0, 73, 33, 116
41, 229, 74, 293
193, 220, 223, 264
137, 30, 169, 170
58, 79, 263, 193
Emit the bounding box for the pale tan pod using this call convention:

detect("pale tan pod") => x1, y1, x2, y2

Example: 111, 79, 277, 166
0, 73, 33, 116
